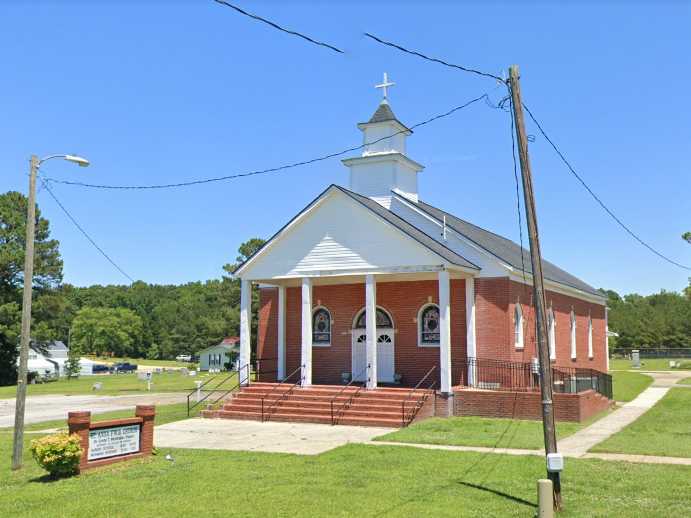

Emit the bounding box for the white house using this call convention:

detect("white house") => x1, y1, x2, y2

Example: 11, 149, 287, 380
198, 337, 240, 371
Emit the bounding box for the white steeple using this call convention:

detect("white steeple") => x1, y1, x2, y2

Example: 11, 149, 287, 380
342, 73, 424, 207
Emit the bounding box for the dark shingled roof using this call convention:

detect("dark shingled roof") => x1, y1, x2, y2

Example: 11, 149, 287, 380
408, 198, 602, 297
367, 101, 401, 124
335, 186, 479, 271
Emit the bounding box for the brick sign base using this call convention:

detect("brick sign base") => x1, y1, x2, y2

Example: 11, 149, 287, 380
68, 405, 155, 471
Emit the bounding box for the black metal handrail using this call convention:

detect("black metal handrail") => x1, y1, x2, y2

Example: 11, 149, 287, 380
401, 365, 437, 427
186, 363, 250, 416
253, 357, 280, 379
260, 364, 303, 422
329, 363, 369, 426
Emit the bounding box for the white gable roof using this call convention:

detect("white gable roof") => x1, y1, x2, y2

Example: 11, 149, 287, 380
235, 185, 478, 281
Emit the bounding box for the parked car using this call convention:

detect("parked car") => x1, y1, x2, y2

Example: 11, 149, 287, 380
92, 363, 110, 374
175, 354, 192, 362
111, 362, 137, 373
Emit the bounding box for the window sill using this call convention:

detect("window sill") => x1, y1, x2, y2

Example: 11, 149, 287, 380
313, 343, 331, 348
418, 343, 440, 348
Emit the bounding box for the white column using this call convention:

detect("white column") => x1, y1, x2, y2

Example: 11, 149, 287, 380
438, 270, 452, 394
365, 274, 377, 389
605, 307, 610, 372
239, 279, 251, 385
277, 286, 286, 380
301, 277, 312, 387
465, 277, 477, 386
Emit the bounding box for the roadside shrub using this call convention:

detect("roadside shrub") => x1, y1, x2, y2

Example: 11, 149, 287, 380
30, 432, 83, 477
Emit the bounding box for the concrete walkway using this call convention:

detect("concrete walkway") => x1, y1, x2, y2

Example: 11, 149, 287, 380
155, 418, 394, 455
0, 393, 187, 427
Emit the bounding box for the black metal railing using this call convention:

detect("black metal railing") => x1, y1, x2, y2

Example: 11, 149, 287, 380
454, 357, 613, 400
253, 357, 279, 381
401, 365, 437, 427
260, 364, 304, 422
329, 363, 369, 425
186, 363, 250, 416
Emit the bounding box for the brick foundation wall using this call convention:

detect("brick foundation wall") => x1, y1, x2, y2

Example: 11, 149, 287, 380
67, 405, 156, 471
453, 388, 611, 422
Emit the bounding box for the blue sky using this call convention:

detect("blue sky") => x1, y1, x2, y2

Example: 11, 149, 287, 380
1, 1, 689, 295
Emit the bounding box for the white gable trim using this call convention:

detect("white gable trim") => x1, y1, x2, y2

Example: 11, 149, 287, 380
234, 186, 477, 281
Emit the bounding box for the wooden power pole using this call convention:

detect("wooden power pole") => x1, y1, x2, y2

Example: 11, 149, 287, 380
508, 65, 562, 510
12, 155, 39, 470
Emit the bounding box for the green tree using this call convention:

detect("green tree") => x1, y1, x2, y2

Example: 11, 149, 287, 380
682, 232, 691, 244
70, 307, 143, 357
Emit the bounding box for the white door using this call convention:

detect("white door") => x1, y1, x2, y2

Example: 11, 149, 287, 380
351, 329, 395, 383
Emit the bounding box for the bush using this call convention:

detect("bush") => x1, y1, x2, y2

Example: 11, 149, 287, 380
30, 432, 83, 477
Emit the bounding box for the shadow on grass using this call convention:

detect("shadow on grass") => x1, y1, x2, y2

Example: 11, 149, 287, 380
29, 472, 77, 484
457, 481, 537, 508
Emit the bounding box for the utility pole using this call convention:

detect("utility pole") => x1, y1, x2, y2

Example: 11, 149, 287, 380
508, 65, 562, 510
12, 155, 39, 470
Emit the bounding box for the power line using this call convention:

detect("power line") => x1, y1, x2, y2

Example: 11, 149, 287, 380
213, 0, 343, 54
364, 32, 504, 83
43, 93, 491, 190
38, 177, 135, 283
508, 92, 528, 285
522, 102, 691, 272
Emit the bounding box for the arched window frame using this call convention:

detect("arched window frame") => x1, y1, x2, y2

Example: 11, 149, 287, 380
418, 303, 441, 347
570, 309, 577, 360
548, 307, 556, 360
588, 315, 594, 359
353, 307, 394, 330
514, 303, 524, 349
312, 306, 332, 347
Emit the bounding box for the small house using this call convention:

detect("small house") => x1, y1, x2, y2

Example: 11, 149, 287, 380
198, 337, 240, 371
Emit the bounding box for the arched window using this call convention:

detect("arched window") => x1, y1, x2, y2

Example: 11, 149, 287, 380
312, 307, 331, 346
354, 307, 393, 329
548, 307, 556, 360
514, 303, 524, 349
570, 310, 577, 359
419, 304, 440, 346
588, 316, 594, 359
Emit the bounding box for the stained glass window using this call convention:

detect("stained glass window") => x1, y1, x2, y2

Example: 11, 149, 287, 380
420, 305, 440, 345
312, 308, 331, 344
354, 308, 393, 329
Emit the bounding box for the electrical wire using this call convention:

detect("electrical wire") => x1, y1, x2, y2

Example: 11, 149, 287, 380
213, 0, 343, 54
522, 102, 691, 272
38, 177, 135, 283
43, 93, 491, 190
364, 32, 504, 83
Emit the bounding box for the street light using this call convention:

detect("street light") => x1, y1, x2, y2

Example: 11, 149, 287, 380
11, 153, 90, 470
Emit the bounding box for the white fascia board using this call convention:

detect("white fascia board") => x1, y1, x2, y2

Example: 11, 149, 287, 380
232, 186, 338, 278
356, 119, 411, 135
508, 271, 606, 305
342, 152, 424, 172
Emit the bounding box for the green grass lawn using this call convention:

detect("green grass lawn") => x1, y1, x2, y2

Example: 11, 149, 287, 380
0, 371, 235, 399
375, 415, 588, 450
592, 388, 691, 458
2, 436, 690, 517
611, 371, 653, 402
85, 355, 195, 368
679, 377, 691, 385
609, 357, 691, 371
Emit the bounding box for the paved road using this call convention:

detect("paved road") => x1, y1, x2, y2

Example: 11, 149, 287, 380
0, 393, 187, 428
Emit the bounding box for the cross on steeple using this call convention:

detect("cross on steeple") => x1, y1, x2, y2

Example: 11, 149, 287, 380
375, 72, 395, 100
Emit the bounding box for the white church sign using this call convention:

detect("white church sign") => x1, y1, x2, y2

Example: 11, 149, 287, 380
88, 424, 141, 461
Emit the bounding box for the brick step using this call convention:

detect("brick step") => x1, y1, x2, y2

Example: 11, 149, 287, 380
223, 401, 404, 419
213, 409, 400, 428
235, 388, 430, 402
230, 392, 425, 407
226, 397, 416, 413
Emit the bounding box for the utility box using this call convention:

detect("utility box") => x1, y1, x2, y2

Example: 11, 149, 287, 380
631, 350, 641, 369
546, 453, 564, 473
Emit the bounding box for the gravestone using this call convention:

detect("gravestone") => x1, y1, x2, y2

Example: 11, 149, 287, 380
631, 349, 640, 369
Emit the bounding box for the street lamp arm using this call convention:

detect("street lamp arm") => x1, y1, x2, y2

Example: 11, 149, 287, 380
39, 154, 90, 167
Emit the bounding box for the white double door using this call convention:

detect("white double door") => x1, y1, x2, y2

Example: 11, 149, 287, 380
352, 328, 395, 383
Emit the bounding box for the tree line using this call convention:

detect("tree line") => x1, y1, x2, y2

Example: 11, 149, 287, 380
0, 190, 263, 385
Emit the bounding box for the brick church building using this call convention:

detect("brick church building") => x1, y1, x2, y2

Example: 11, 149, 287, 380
225, 78, 611, 425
